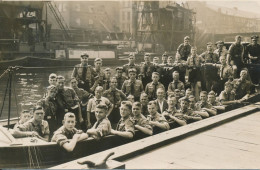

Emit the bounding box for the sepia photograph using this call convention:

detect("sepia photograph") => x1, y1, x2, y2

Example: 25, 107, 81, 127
0, 0, 260, 169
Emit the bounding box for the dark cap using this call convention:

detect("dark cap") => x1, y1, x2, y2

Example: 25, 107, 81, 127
94, 58, 102, 62
81, 53, 89, 58
215, 41, 224, 45
96, 104, 108, 110
162, 52, 168, 57
116, 67, 123, 71
128, 68, 137, 74
251, 35, 259, 41
104, 68, 111, 72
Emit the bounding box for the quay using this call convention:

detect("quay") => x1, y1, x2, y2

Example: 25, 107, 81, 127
51, 102, 260, 169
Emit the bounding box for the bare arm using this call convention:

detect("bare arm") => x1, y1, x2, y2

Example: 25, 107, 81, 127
110, 129, 133, 139
168, 115, 187, 126
194, 110, 209, 118
202, 108, 217, 116
134, 125, 153, 136
150, 121, 170, 130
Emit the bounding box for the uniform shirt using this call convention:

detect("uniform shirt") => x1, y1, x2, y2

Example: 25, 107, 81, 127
214, 47, 228, 58
71, 63, 96, 85
162, 108, 186, 123
210, 100, 222, 106
122, 79, 144, 98
219, 90, 236, 102
131, 114, 153, 131
228, 43, 244, 63
91, 118, 111, 139
200, 51, 219, 63
246, 43, 260, 64
56, 87, 79, 109
141, 104, 149, 117
178, 108, 202, 123
195, 101, 213, 110
147, 112, 170, 129
87, 96, 112, 113
17, 118, 50, 137
145, 82, 165, 100
173, 60, 187, 72
215, 64, 233, 80
116, 75, 127, 90
168, 80, 185, 95
91, 68, 106, 90
232, 78, 251, 99
103, 88, 127, 108
116, 116, 135, 135
122, 63, 140, 77
187, 55, 204, 68
37, 97, 57, 117
177, 43, 191, 61
140, 62, 155, 78
51, 126, 79, 146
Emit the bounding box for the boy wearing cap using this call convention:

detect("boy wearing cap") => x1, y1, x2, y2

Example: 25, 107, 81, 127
131, 102, 153, 136
71, 53, 96, 91
90, 58, 106, 92
17, 106, 50, 142
187, 47, 204, 100
246, 35, 260, 87
122, 53, 140, 78
147, 101, 170, 131
87, 104, 112, 140
87, 86, 113, 128
145, 72, 165, 101
111, 101, 135, 139
168, 71, 185, 96
214, 41, 228, 58
52, 112, 89, 152
177, 36, 191, 61
115, 67, 127, 90
219, 82, 238, 105
103, 77, 127, 127
37, 85, 58, 138
56, 76, 83, 128
162, 95, 186, 128
140, 53, 155, 87
122, 68, 144, 101
227, 35, 245, 78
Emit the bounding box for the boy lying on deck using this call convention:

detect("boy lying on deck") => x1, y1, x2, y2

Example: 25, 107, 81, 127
51, 112, 88, 152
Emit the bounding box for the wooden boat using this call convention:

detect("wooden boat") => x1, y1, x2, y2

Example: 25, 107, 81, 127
1, 93, 260, 169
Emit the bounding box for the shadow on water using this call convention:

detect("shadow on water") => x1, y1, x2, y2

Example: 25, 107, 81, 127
0, 68, 72, 120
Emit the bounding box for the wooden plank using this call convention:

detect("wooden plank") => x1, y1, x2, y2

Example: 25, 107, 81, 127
50, 103, 259, 169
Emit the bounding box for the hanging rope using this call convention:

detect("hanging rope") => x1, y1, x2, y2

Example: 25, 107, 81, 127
12, 72, 20, 118
0, 69, 9, 80
0, 75, 9, 118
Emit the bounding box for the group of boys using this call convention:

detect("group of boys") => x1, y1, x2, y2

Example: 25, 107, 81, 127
11, 34, 259, 152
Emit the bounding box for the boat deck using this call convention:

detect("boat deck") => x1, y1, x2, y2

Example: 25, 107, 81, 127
123, 110, 260, 169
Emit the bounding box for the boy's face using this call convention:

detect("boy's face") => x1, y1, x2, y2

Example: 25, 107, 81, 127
156, 89, 164, 99
70, 79, 78, 89
63, 117, 76, 131
225, 85, 232, 92
189, 97, 196, 106
174, 90, 180, 97
95, 61, 102, 69
148, 104, 157, 115
200, 93, 207, 102
49, 78, 57, 86
105, 71, 111, 79
191, 49, 197, 55
207, 45, 213, 51
208, 95, 215, 103
129, 56, 135, 64
220, 57, 226, 65
153, 58, 159, 64
21, 112, 31, 123
110, 79, 117, 89
120, 105, 130, 118
172, 73, 179, 81
180, 100, 189, 110
186, 90, 192, 97
95, 89, 103, 98
140, 96, 148, 105
167, 58, 173, 64
162, 56, 167, 62
184, 39, 189, 45
167, 97, 177, 106
117, 70, 123, 76
48, 88, 57, 98
81, 56, 88, 64
240, 71, 247, 80
129, 72, 136, 80
34, 109, 44, 122
152, 74, 159, 82
144, 55, 150, 63
57, 79, 65, 90
95, 108, 106, 121
132, 105, 141, 117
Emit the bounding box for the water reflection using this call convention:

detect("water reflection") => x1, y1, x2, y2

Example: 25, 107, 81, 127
0, 68, 72, 119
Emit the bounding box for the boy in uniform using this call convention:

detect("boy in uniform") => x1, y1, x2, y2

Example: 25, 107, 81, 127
168, 71, 185, 96
214, 41, 228, 58
52, 112, 89, 152
145, 72, 165, 101
13, 110, 31, 130
87, 86, 113, 129
147, 101, 170, 131
195, 91, 216, 117
115, 67, 127, 90
71, 53, 96, 91
179, 98, 202, 124
162, 95, 186, 128
87, 104, 112, 140
219, 82, 238, 105
122, 68, 144, 101
122, 53, 140, 78
177, 36, 191, 61
140, 53, 155, 87
103, 68, 112, 91
208, 91, 225, 112
232, 70, 251, 100
90, 58, 106, 92
17, 106, 50, 142
173, 53, 187, 83
131, 102, 153, 136
103, 77, 127, 127
140, 93, 149, 117
111, 101, 135, 139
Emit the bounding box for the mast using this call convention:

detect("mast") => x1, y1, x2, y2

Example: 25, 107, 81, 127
7, 68, 13, 130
